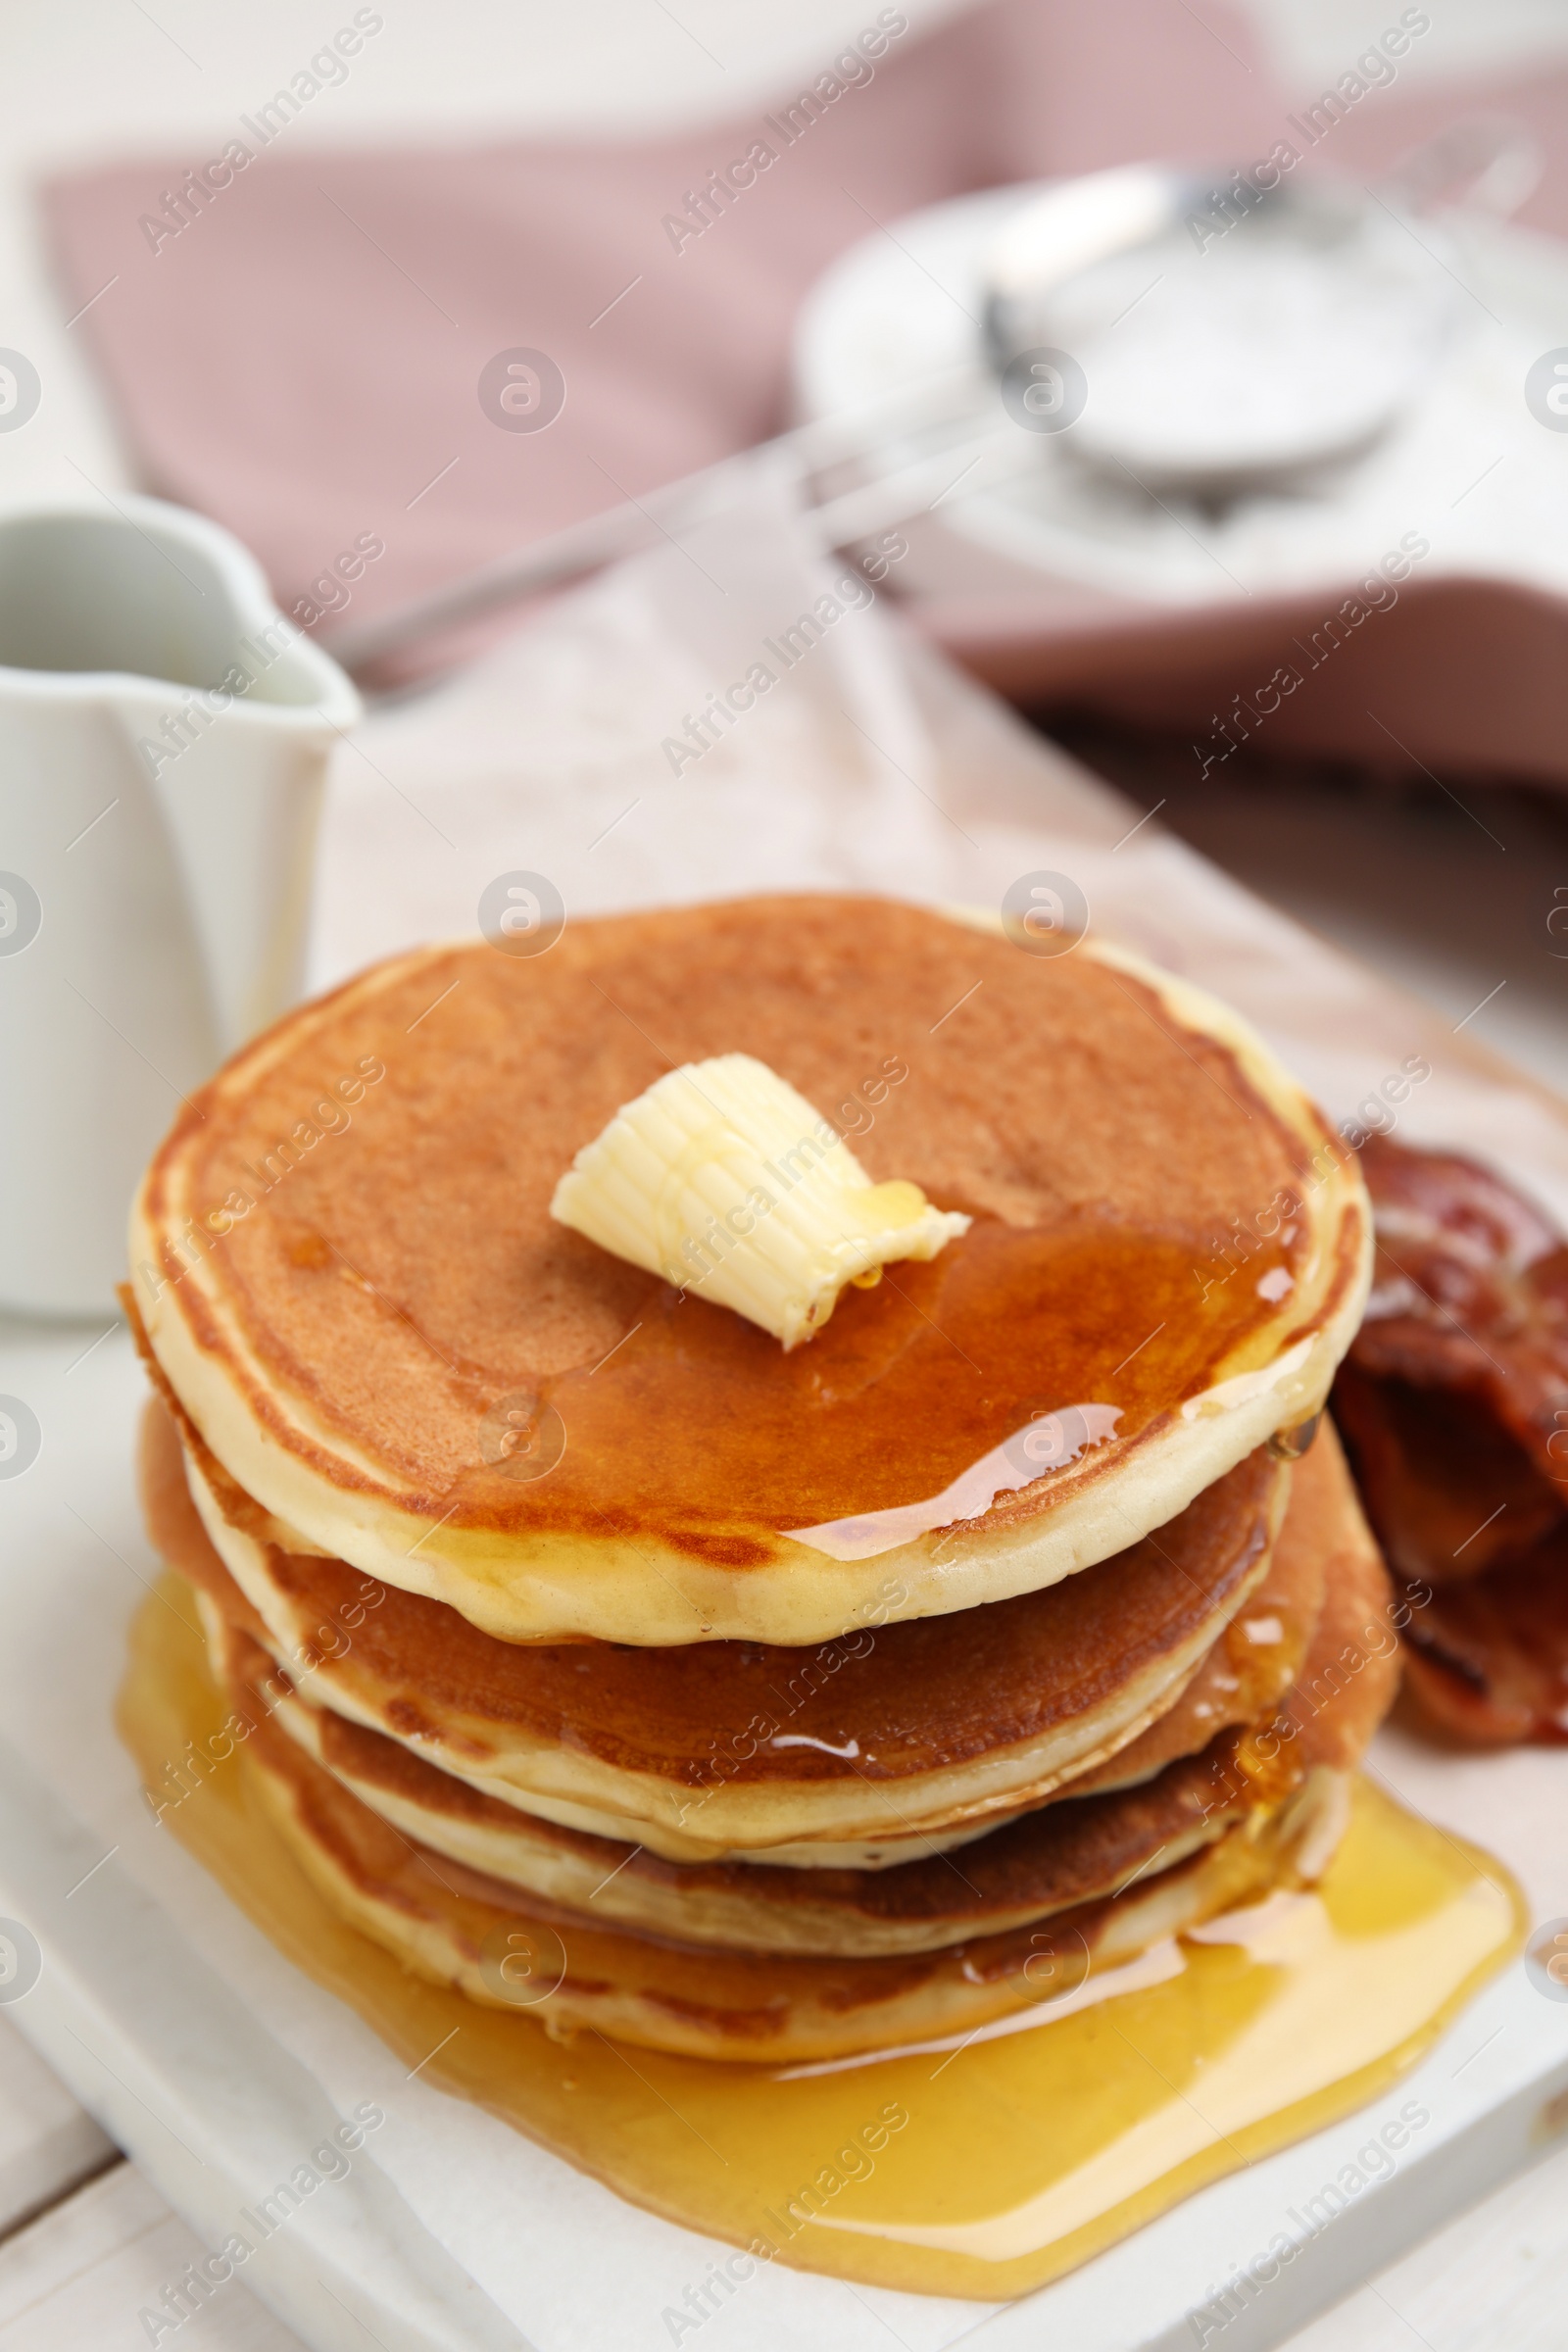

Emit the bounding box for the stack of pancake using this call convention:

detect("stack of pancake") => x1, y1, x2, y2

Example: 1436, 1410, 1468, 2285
128, 896, 1393, 2064
1334, 1134, 1568, 1745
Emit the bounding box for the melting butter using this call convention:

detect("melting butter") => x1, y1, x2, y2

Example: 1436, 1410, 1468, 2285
549, 1054, 969, 1348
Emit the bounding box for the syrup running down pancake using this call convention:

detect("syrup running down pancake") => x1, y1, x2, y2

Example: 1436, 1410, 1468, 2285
130, 897, 1368, 1646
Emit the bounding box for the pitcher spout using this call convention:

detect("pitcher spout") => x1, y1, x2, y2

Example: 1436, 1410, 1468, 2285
0, 493, 360, 1313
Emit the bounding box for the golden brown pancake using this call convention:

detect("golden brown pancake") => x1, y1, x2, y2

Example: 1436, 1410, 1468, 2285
140, 1393, 1289, 1862
219, 1592, 1386, 2061
191, 1426, 1387, 1963
210, 1602, 1290, 1967
130, 898, 1368, 1645
202, 1598, 1258, 1944
239, 1708, 1346, 2061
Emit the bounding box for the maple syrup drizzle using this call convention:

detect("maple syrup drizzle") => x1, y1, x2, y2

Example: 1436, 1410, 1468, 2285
121, 1589, 1524, 2302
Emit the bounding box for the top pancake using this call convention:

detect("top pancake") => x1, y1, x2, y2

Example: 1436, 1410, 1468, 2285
131, 895, 1368, 1644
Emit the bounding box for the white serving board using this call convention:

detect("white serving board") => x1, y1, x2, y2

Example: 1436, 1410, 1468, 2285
4, 498, 1568, 2352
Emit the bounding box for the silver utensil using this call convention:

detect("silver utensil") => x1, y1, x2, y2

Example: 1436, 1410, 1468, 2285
328, 126, 1533, 676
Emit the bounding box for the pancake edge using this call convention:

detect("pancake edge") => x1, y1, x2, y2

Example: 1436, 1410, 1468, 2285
181, 1436, 1288, 1861
130, 915, 1371, 1645
242, 1714, 1351, 2062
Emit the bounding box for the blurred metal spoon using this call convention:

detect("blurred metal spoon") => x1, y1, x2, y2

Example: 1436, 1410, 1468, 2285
329, 124, 1532, 675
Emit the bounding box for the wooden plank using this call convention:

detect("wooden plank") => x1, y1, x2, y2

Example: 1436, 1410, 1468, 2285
0, 2161, 307, 2349
0, 2018, 115, 2240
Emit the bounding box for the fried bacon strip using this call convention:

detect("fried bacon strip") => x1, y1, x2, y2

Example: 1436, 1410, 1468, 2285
1332, 1135, 1568, 1745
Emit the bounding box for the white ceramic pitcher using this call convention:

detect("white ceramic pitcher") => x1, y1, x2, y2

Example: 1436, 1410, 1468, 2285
0, 495, 361, 1316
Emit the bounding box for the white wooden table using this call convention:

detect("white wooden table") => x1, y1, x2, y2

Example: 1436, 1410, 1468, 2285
0, 2022, 295, 2350
0, 2013, 295, 2349
6, 1998, 1568, 2352
3, 3, 1567, 2345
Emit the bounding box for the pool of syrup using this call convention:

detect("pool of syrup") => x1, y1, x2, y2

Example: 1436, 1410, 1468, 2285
121, 1587, 1524, 2303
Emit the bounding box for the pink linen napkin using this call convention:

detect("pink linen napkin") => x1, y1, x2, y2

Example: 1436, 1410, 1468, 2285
40, 0, 1286, 668
40, 0, 1568, 709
